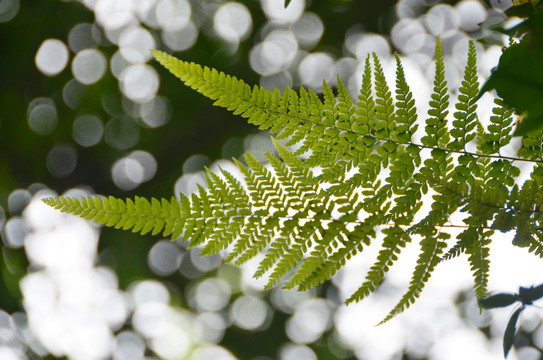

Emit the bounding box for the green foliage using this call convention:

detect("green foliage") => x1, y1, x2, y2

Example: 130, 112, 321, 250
478, 7, 543, 135
44, 39, 543, 323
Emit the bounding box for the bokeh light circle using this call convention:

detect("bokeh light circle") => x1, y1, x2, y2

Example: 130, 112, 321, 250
272, 287, 316, 314
193, 278, 231, 312
94, 0, 136, 31
391, 18, 427, 54
23, 189, 62, 232
128, 150, 157, 182
111, 157, 145, 191
280, 343, 317, 360
213, 2, 252, 43
35, 39, 69, 76
155, 0, 192, 28
63, 79, 86, 109
133, 0, 159, 28
72, 48, 107, 85
261, 0, 305, 23
260, 71, 293, 91
0, 0, 20, 23
120, 64, 159, 103
291, 12, 323, 49
130, 280, 171, 307
298, 52, 335, 91
250, 30, 298, 76
148, 240, 182, 276
7, 189, 31, 215
47, 144, 78, 178
456, 0, 487, 32
183, 154, 211, 174
68, 23, 97, 53
190, 248, 222, 272
149, 316, 192, 360
162, 18, 198, 51
424, 4, 459, 37
119, 26, 155, 63
347, 33, 390, 61
140, 96, 172, 128
174, 172, 207, 198
73, 114, 104, 147
285, 298, 332, 344
196, 312, 226, 344
230, 296, 269, 330
105, 116, 140, 150
27, 98, 58, 136
1, 217, 28, 248
110, 50, 131, 79
113, 331, 145, 360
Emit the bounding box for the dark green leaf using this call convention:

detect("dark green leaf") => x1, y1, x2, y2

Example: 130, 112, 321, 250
479, 293, 519, 309
284, 0, 292, 7
478, 12, 543, 135
513, 109, 543, 135
519, 284, 543, 303
504, 306, 523, 358
478, 44, 543, 135
481, 45, 543, 110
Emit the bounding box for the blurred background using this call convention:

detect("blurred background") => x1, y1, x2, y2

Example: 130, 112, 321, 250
2, 0, 543, 359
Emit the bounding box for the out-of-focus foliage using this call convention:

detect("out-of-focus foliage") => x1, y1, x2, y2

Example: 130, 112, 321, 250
5, 0, 543, 359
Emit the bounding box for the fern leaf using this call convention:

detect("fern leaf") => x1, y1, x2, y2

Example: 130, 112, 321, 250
373, 53, 395, 140
380, 232, 448, 325
346, 226, 410, 304
42, 196, 185, 238
463, 227, 492, 300
477, 99, 514, 155
394, 53, 418, 143
354, 55, 375, 135
421, 37, 449, 149
152, 50, 304, 140
449, 40, 479, 151
441, 240, 465, 262
336, 75, 356, 129
518, 130, 543, 161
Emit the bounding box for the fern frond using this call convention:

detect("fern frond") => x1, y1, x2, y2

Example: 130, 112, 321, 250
43, 41, 543, 326
42, 196, 186, 238
518, 131, 543, 161
477, 99, 514, 155
354, 55, 375, 135
449, 40, 479, 152
373, 53, 395, 140
379, 232, 448, 325
44, 143, 378, 293
463, 227, 493, 300
394, 53, 418, 143
441, 240, 465, 262
346, 226, 410, 304
421, 37, 449, 149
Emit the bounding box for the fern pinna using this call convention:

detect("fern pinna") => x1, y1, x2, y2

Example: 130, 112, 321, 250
43, 39, 543, 323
